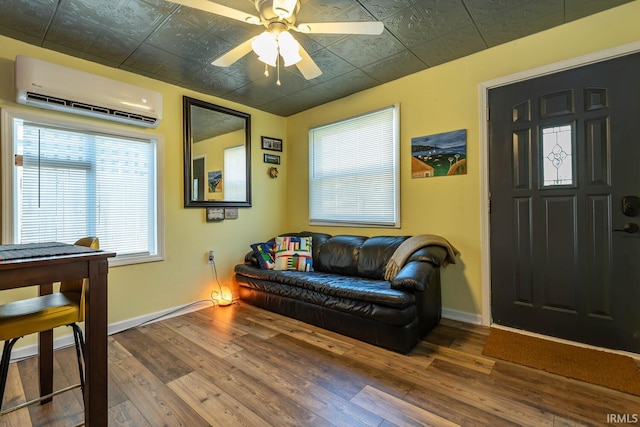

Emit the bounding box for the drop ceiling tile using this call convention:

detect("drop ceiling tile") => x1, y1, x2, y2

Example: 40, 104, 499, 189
359, 0, 422, 20
383, 0, 474, 47
361, 50, 426, 83
42, 14, 140, 64
122, 43, 202, 84
294, 33, 327, 56
0, 0, 631, 117
327, 32, 405, 68
0, 0, 56, 44
280, 83, 344, 111
60, 0, 172, 42
187, 66, 251, 98
44, 29, 141, 67
321, 69, 379, 99
224, 81, 284, 107
462, 0, 531, 20
475, 0, 564, 47
206, 23, 260, 48
147, 15, 231, 61
259, 96, 309, 116
297, 0, 378, 22
300, 48, 357, 82
169, 0, 255, 35
411, 24, 487, 66
564, 0, 633, 21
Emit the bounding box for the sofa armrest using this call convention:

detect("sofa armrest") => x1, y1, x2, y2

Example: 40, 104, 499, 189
244, 250, 258, 266
390, 261, 436, 292
405, 246, 448, 268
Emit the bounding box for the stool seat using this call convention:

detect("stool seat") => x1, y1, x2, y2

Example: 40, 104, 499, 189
0, 293, 81, 341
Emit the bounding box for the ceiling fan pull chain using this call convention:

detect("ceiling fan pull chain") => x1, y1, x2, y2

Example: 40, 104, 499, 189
276, 58, 281, 86
264, 63, 269, 77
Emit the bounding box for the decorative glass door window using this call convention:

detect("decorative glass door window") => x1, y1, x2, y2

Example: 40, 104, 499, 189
542, 124, 574, 186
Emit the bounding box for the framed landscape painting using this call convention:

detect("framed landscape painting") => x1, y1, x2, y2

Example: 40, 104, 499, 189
411, 129, 467, 178
208, 170, 222, 192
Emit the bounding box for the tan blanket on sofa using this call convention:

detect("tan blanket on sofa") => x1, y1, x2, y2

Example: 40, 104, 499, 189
384, 234, 460, 281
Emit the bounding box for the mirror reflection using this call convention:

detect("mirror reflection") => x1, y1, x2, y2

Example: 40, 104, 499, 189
183, 96, 251, 208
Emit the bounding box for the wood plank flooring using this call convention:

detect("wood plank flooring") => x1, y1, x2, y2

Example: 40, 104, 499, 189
2, 302, 639, 426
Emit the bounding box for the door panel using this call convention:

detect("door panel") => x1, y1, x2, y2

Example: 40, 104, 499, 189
489, 52, 640, 353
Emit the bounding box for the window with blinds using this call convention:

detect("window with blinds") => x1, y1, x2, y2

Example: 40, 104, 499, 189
223, 145, 247, 201
309, 104, 400, 227
3, 111, 162, 265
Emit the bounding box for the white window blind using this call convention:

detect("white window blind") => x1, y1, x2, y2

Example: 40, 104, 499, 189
223, 145, 246, 201
309, 104, 400, 227
10, 117, 159, 263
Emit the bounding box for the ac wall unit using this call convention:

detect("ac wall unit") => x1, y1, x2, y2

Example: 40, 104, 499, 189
15, 56, 163, 128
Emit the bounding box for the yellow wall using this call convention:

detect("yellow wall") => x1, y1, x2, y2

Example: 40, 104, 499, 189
285, 2, 640, 317
0, 36, 288, 347
1, 1, 639, 348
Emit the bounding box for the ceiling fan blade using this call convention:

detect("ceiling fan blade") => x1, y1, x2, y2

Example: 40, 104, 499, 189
167, 0, 261, 25
212, 37, 255, 67
294, 21, 384, 35
296, 46, 322, 80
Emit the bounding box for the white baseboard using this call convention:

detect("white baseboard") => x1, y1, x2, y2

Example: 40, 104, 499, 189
442, 307, 483, 325
8, 299, 214, 362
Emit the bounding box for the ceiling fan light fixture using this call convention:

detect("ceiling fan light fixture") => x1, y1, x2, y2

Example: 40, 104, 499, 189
272, 0, 298, 18
278, 31, 302, 66
252, 31, 278, 66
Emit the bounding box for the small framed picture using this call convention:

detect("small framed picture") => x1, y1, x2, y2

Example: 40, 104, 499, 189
206, 207, 224, 222
264, 153, 280, 164
261, 136, 283, 152
224, 208, 239, 219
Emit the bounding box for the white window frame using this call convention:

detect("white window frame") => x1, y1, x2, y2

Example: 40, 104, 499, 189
1, 108, 165, 267
309, 104, 400, 228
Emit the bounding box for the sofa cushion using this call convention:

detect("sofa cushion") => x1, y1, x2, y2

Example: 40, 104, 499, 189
237, 276, 417, 326
293, 231, 331, 261
274, 236, 313, 271
357, 236, 408, 279
235, 264, 414, 310
316, 235, 367, 276
250, 242, 275, 269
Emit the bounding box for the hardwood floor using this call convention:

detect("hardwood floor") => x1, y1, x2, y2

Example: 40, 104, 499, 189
2, 302, 639, 426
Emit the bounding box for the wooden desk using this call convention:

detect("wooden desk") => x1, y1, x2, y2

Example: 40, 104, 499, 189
0, 244, 115, 426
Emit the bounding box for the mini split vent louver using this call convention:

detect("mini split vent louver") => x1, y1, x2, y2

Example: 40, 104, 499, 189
15, 56, 163, 128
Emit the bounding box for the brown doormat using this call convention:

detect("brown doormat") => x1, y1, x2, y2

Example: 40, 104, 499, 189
482, 328, 640, 396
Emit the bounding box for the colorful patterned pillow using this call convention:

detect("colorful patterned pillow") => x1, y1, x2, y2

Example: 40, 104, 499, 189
274, 236, 313, 272
251, 242, 275, 270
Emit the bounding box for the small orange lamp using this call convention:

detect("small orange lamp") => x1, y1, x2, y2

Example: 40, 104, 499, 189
208, 251, 233, 306
212, 284, 233, 307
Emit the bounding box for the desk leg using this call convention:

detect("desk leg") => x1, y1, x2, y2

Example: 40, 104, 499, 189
84, 259, 108, 427
38, 283, 53, 404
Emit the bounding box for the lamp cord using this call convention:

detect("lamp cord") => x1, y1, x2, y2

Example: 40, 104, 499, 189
210, 259, 234, 305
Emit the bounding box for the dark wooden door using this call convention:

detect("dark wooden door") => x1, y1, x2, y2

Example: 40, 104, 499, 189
193, 156, 205, 201
489, 52, 640, 353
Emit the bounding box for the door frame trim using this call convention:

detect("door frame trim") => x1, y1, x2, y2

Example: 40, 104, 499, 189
479, 40, 640, 326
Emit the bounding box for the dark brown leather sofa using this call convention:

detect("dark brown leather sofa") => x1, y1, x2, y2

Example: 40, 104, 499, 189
234, 232, 450, 353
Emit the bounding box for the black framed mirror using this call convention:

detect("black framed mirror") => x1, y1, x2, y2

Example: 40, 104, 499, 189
183, 96, 251, 208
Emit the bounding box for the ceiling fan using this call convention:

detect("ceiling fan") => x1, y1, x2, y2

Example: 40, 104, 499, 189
168, 0, 384, 83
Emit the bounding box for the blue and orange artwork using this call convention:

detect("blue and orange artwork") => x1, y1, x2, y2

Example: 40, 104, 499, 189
208, 170, 222, 192
411, 129, 467, 178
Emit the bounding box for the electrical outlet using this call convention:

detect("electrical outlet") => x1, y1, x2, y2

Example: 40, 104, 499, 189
208, 250, 215, 264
